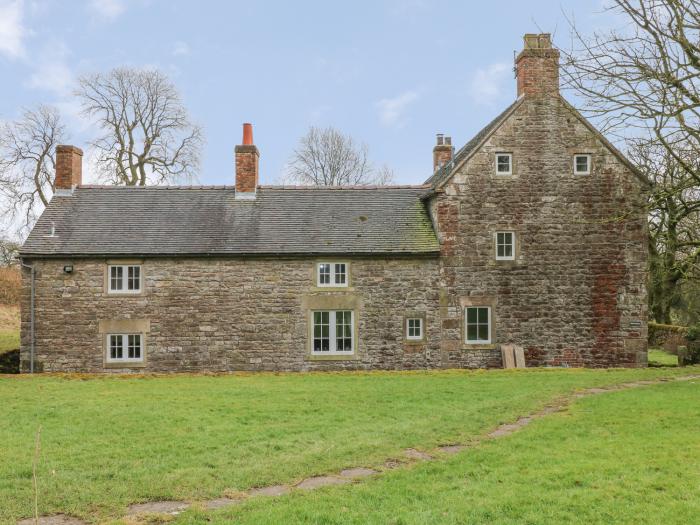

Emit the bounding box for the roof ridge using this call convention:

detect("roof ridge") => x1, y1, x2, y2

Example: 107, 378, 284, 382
76, 184, 431, 191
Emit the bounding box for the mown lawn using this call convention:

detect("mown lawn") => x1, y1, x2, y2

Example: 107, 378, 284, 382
1, 367, 697, 523
648, 348, 679, 367
189, 378, 700, 525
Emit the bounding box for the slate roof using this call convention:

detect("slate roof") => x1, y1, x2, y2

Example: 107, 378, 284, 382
424, 98, 522, 188
20, 186, 439, 257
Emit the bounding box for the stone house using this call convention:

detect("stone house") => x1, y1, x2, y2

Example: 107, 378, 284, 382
19, 34, 649, 373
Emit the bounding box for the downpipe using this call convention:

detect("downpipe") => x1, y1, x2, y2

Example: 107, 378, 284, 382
20, 259, 35, 373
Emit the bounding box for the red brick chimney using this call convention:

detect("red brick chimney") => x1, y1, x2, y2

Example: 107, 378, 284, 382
235, 123, 259, 198
515, 33, 560, 97
433, 134, 452, 171
54, 145, 83, 193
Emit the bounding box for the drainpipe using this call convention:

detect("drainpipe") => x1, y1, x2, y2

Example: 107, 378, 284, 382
20, 259, 35, 374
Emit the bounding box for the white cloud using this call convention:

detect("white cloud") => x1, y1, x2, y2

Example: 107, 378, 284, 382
0, 0, 26, 59
25, 40, 73, 96
376, 90, 419, 128
88, 0, 125, 21
469, 62, 511, 105
172, 41, 190, 57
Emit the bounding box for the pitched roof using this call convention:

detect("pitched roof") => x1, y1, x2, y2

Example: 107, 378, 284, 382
20, 186, 439, 257
424, 98, 523, 188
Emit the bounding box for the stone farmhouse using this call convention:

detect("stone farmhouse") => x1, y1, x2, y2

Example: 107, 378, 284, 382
19, 34, 649, 373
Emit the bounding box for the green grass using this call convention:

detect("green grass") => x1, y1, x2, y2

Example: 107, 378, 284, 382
0, 329, 19, 354
648, 348, 678, 367
181, 378, 700, 525
0, 368, 696, 523
0, 304, 19, 355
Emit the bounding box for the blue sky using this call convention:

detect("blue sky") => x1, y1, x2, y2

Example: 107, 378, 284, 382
0, 0, 615, 186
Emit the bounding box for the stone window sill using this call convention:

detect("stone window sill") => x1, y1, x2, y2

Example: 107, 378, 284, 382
104, 362, 147, 369
307, 353, 360, 361
462, 344, 498, 351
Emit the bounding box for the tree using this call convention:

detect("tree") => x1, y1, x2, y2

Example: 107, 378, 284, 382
0, 105, 66, 236
0, 238, 19, 266
284, 126, 394, 186
77, 67, 203, 186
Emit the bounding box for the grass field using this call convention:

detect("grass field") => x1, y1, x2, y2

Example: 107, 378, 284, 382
0, 367, 697, 523
648, 348, 679, 367
189, 378, 700, 524
0, 304, 20, 354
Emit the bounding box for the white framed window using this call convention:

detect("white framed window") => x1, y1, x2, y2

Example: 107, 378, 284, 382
108, 265, 142, 293
574, 154, 591, 175
406, 318, 423, 341
495, 231, 515, 261
465, 307, 491, 344
106, 333, 143, 363
317, 262, 348, 287
495, 153, 512, 175
312, 310, 354, 354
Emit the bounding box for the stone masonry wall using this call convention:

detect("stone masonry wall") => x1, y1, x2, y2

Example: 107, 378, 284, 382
20, 256, 442, 373
431, 95, 648, 368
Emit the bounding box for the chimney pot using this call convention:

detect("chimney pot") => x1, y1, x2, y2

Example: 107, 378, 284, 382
54, 145, 83, 193
242, 122, 253, 145
235, 123, 259, 197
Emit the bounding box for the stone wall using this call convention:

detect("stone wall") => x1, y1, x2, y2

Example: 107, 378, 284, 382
20, 256, 442, 373
431, 95, 648, 368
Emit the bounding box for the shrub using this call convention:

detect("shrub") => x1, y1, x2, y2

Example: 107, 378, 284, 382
0, 267, 20, 305
648, 322, 688, 353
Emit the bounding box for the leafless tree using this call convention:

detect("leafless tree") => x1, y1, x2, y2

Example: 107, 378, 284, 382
0, 105, 66, 236
77, 67, 203, 186
284, 126, 394, 186
0, 238, 20, 266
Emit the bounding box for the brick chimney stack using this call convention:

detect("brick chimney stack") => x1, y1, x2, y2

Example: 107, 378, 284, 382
515, 33, 560, 97
54, 145, 83, 194
433, 133, 453, 171
235, 123, 259, 198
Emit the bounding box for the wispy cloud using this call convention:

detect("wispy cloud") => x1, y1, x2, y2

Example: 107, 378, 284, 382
469, 62, 511, 105
172, 41, 190, 57
0, 0, 27, 59
26, 40, 73, 96
376, 90, 419, 128
88, 0, 126, 21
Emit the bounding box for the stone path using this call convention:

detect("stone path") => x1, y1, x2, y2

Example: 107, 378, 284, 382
20, 374, 699, 524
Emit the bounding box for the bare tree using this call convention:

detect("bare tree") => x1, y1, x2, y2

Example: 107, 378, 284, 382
284, 126, 394, 186
0, 105, 66, 235
77, 67, 203, 186
0, 238, 20, 266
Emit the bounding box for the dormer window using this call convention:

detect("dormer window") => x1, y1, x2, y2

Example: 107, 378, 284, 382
108, 265, 142, 293
317, 262, 348, 287
496, 153, 512, 175
574, 154, 591, 175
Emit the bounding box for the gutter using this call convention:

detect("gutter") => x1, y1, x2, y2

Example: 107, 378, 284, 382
20, 259, 35, 374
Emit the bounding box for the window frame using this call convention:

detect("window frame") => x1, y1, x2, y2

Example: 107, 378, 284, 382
464, 306, 492, 345
311, 309, 354, 355
316, 262, 349, 287
108, 264, 142, 294
495, 231, 515, 261
573, 154, 591, 175
405, 317, 424, 341
495, 153, 513, 176
105, 333, 144, 363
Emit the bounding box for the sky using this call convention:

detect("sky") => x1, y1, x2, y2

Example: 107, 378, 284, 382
0, 0, 619, 187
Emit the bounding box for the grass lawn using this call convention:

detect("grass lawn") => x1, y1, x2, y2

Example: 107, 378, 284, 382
190, 378, 700, 525
648, 348, 679, 367
0, 304, 20, 354
0, 367, 697, 523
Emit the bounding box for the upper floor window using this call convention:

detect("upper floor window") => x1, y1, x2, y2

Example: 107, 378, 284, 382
574, 154, 591, 175
108, 265, 141, 293
496, 153, 512, 175
107, 333, 143, 363
465, 307, 491, 344
495, 232, 515, 261
317, 262, 348, 287
406, 317, 423, 341
312, 310, 354, 354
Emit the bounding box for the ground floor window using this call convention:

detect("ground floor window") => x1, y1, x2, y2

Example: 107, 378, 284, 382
406, 317, 423, 340
107, 334, 144, 362
464, 307, 491, 344
312, 310, 354, 354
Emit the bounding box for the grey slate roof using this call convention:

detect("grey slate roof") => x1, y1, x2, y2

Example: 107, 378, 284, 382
424, 98, 522, 188
20, 186, 439, 257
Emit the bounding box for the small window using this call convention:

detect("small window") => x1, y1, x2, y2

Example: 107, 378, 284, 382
108, 265, 141, 293
312, 310, 354, 354
465, 307, 491, 344
107, 334, 143, 362
495, 232, 515, 261
317, 262, 348, 287
574, 154, 591, 175
406, 318, 423, 341
496, 153, 512, 175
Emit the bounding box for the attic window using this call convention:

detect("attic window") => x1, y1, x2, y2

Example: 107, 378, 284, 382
317, 262, 348, 287
496, 153, 512, 175
574, 154, 591, 175
108, 265, 142, 294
